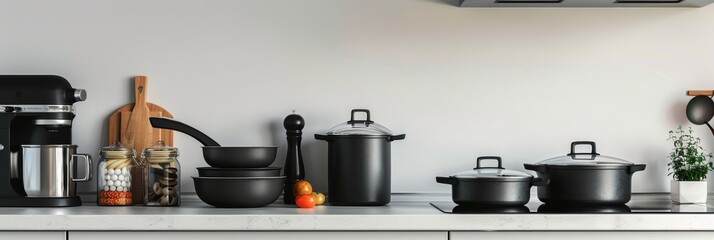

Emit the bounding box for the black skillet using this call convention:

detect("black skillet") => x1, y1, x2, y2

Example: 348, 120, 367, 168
149, 117, 277, 168
686, 95, 714, 136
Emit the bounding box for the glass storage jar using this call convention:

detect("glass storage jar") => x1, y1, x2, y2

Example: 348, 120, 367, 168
97, 141, 135, 206
143, 141, 180, 206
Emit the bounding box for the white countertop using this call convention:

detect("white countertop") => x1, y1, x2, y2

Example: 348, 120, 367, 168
1, 193, 714, 231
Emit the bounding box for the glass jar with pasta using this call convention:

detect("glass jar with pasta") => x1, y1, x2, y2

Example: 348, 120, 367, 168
143, 141, 180, 206
97, 141, 135, 206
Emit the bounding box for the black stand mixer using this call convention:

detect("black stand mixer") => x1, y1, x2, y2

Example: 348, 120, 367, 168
0, 75, 90, 207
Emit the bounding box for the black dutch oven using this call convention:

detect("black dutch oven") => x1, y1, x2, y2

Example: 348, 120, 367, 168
524, 141, 646, 206
437, 156, 545, 206
315, 109, 405, 206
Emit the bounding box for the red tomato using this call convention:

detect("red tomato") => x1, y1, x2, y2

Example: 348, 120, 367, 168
293, 180, 313, 196
296, 194, 316, 208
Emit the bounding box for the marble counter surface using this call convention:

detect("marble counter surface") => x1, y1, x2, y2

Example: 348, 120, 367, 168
1, 193, 714, 231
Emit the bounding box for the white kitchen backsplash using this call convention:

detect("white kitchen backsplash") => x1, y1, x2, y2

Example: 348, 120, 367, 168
1, 0, 714, 194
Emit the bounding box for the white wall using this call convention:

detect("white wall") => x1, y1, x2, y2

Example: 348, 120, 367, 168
1, 0, 713, 194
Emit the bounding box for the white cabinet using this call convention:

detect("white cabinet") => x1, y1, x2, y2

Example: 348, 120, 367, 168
70, 232, 447, 240
451, 232, 714, 240
0, 231, 65, 240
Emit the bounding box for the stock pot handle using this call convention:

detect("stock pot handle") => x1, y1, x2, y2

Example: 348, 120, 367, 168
628, 164, 647, 174
388, 134, 406, 141
475, 156, 504, 169
436, 176, 458, 185
71, 154, 92, 182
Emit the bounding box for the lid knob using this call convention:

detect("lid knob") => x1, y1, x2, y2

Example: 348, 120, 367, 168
348, 109, 374, 125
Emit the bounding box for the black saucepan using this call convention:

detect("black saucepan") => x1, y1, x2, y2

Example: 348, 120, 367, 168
437, 156, 544, 206
149, 117, 277, 168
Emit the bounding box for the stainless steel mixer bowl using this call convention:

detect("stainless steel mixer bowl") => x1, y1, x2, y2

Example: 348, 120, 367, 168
20, 145, 92, 197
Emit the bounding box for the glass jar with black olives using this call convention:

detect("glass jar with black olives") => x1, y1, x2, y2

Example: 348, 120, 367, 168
142, 141, 180, 206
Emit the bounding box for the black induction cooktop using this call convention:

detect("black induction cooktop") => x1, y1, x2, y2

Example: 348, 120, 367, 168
431, 193, 714, 213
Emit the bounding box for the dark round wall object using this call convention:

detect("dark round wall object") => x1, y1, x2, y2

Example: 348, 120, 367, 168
686, 95, 714, 125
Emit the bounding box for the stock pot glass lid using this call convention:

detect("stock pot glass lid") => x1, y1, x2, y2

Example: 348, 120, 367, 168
325, 109, 394, 136
451, 156, 532, 180
535, 141, 633, 166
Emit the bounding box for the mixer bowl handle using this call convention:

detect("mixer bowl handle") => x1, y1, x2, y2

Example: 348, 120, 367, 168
71, 154, 92, 182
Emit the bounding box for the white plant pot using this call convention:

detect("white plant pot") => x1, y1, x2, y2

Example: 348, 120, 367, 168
671, 180, 708, 204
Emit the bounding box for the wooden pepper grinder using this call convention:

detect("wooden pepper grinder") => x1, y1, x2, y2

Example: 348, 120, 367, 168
283, 111, 305, 204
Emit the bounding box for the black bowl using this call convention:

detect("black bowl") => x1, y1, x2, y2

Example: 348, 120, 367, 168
202, 146, 277, 168
196, 167, 282, 177
192, 176, 285, 208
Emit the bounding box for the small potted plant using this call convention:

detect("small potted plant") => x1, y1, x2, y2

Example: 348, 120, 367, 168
668, 125, 714, 204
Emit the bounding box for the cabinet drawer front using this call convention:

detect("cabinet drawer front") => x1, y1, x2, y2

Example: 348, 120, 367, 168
451, 232, 714, 240
70, 231, 447, 240
0, 231, 65, 240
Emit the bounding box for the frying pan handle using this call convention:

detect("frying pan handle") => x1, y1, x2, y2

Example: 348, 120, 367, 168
388, 134, 406, 142
567, 141, 600, 156
149, 117, 220, 146
475, 156, 503, 169
436, 176, 458, 185
628, 164, 647, 174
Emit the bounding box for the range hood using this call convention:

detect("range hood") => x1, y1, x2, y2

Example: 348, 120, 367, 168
459, 0, 714, 7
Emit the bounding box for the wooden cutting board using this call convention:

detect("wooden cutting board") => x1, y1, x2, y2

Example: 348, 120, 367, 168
108, 76, 174, 153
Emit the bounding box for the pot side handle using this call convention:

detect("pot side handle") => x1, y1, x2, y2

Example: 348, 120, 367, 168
314, 134, 330, 141
531, 177, 548, 186
524, 163, 548, 173
628, 164, 646, 174
436, 176, 458, 185
388, 134, 406, 142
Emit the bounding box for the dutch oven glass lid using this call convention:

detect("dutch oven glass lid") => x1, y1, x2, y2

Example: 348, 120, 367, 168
535, 141, 633, 166
325, 109, 394, 136
451, 156, 533, 180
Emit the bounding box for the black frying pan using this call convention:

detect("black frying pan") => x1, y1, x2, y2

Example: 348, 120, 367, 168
149, 117, 277, 168
686, 95, 714, 136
